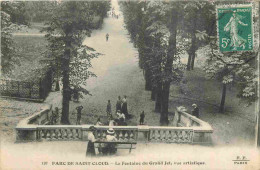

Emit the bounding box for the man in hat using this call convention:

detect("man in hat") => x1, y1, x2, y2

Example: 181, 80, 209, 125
191, 104, 199, 118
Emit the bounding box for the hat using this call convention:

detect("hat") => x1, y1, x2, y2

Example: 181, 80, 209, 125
89, 126, 96, 131
107, 128, 115, 135
192, 104, 197, 107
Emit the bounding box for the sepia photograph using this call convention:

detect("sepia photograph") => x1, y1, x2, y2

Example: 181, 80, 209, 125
0, 0, 259, 169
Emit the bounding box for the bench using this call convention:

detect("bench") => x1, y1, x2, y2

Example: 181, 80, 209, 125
93, 126, 138, 154
94, 141, 137, 153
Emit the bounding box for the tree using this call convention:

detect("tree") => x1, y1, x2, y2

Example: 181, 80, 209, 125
202, 37, 258, 112
1, 2, 22, 75
44, 1, 109, 124
121, 1, 184, 125
181, 2, 215, 70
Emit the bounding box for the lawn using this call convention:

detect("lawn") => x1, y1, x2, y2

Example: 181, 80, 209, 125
168, 68, 256, 146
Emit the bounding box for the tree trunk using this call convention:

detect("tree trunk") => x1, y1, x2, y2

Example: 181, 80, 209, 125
145, 69, 152, 91
155, 83, 162, 112
61, 38, 71, 125
187, 53, 192, 71
160, 9, 178, 126
160, 82, 170, 125
219, 83, 226, 113
257, 1, 260, 148
190, 31, 196, 70
191, 53, 195, 70
151, 88, 156, 101
55, 60, 60, 91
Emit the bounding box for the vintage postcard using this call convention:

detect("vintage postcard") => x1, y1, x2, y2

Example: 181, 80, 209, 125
0, 0, 259, 170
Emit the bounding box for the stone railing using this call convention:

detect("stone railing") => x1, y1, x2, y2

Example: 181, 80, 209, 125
175, 109, 213, 145
16, 107, 213, 145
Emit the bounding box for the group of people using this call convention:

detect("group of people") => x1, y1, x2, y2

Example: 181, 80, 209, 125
86, 126, 117, 156
109, 7, 119, 19
106, 95, 129, 124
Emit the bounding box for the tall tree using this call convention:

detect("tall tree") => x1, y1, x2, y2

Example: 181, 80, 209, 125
44, 1, 108, 124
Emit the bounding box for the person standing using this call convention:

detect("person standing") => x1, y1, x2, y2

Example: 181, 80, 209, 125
140, 111, 145, 125
76, 106, 83, 125
191, 104, 199, 118
106, 100, 112, 117
121, 95, 128, 118
86, 126, 97, 156
116, 96, 122, 112
106, 33, 109, 41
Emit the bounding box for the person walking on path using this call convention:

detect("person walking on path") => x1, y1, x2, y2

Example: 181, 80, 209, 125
116, 96, 122, 112
106, 33, 109, 41
86, 126, 97, 156
76, 105, 83, 125
191, 104, 199, 118
106, 100, 112, 117
121, 95, 128, 118
139, 111, 145, 125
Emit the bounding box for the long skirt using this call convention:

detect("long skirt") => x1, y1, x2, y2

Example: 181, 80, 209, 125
86, 141, 95, 156
121, 103, 128, 116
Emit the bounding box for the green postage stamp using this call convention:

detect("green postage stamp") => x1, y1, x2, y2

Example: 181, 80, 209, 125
217, 5, 253, 52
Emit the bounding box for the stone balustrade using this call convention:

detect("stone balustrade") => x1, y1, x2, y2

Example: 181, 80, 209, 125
16, 106, 213, 145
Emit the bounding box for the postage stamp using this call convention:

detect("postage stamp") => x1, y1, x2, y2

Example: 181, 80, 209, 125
217, 5, 253, 52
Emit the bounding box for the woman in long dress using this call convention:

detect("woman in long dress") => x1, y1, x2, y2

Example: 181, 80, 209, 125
224, 11, 248, 50
86, 126, 97, 156
121, 95, 128, 118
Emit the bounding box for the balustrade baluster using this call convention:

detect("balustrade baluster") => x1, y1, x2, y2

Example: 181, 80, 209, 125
173, 131, 178, 142
178, 131, 183, 143
57, 129, 62, 139
150, 130, 155, 141
160, 130, 165, 141
168, 130, 172, 142
119, 131, 123, 141
69, 129, 73, 139
129, 131, 134, 141
75, 129, 79, 139
46, 130, 51, 139
124, 131, 129, 142
51, 130, 56, 139
63, 129, 68, 139
156, 130, 160, 142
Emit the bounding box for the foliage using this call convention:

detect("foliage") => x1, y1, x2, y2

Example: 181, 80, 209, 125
1, 2, 21, 75
202, 37, 258, 104
44, 1, 110, 124
1, 1, 29, 25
